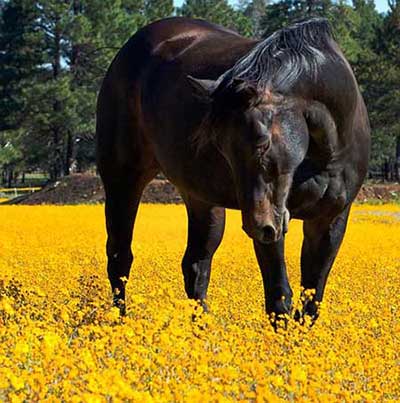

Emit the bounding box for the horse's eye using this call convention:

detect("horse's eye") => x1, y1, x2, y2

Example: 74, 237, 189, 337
255, 135, 270, 156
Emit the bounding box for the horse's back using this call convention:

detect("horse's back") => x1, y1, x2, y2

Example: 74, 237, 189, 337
102, 18, 245, 85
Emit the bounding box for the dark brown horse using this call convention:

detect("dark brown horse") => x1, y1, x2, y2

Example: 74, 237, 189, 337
96, 17, 370, 325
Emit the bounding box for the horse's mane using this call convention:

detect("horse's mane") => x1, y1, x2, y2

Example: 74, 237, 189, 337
217, 18, 337, 93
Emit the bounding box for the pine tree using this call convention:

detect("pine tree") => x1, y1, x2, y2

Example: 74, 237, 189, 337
368, 0, 400, 177
260, 0, 331, 37
179, 0, 252, 36
0, 0, 45, 182
259, 0, 362, 60
241, 0, 268, 38
145, 0, 174, 22
0, 0, 44, 131
0, 0, 149, 180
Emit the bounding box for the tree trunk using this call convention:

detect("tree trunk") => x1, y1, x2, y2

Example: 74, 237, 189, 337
50, 128, 62, 181
307, 0, 314, 14
62, 0, 82, 177
7, 168, 13, 188
384, 159, 390, 181
51, 15, 62, 182
71, 0, 82, 82
396, 136, 400, 181
64, 132, 74, 176
52, 15, 61, 79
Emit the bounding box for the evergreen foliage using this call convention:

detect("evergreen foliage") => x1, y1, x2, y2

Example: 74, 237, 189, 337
178, 0, 252, 35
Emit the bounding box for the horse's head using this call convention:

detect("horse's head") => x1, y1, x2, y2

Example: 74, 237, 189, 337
187, 18, 341, 243
188, 77, 311, 243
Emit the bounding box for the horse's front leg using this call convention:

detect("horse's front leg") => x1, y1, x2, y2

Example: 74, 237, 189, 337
182, 196, 225, 311
296, 205, 351, 323
253, 238, 293, 326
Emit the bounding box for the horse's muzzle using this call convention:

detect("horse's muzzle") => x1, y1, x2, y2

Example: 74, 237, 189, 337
242, 223, 282, 244
242, 209, 289, 244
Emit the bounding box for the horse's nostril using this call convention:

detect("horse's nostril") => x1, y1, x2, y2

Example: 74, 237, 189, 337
263, 225, 277, 241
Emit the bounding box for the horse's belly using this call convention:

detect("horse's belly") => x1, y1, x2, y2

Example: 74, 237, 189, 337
153, 144, 239, 208
166, 171, 240, 208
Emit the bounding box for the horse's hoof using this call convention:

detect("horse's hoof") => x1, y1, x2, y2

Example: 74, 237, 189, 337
267, 297, 292, 316
267, 298, 292, 331
269, 312, 290, 331
191, 300, 208, 326
200, 299, 209, 313
294, 308, 302, 322
294, 308, 318, 326
119, 304, 126, 316
113, 296, 126, 316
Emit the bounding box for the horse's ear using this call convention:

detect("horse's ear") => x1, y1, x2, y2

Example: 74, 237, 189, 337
187, 76, 217, 102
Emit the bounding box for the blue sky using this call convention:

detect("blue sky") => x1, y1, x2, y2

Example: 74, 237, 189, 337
173, 0, 390, 13
374, 0, 390, 12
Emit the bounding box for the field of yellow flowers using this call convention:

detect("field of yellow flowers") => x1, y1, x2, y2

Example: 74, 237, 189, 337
0, 203, 399, 402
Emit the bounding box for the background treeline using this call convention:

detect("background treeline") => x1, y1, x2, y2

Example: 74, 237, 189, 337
0, 0, 399, 186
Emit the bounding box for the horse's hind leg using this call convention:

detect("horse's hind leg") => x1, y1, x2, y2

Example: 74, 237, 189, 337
182, 196, 225, 310
297, 205, 351, 322
101, 166, 158, 314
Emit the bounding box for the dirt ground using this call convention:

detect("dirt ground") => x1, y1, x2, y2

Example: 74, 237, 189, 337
3, 173, 400, 205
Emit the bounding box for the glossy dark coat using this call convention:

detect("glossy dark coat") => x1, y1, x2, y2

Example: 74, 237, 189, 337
96, 17, 370, 324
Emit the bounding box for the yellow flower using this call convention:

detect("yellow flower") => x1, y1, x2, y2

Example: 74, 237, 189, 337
14, 341, 29, 355
0, 298, 14, 315
9, 375, 24, 391
291, 366, 307, 383
0, 203, 398, 401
